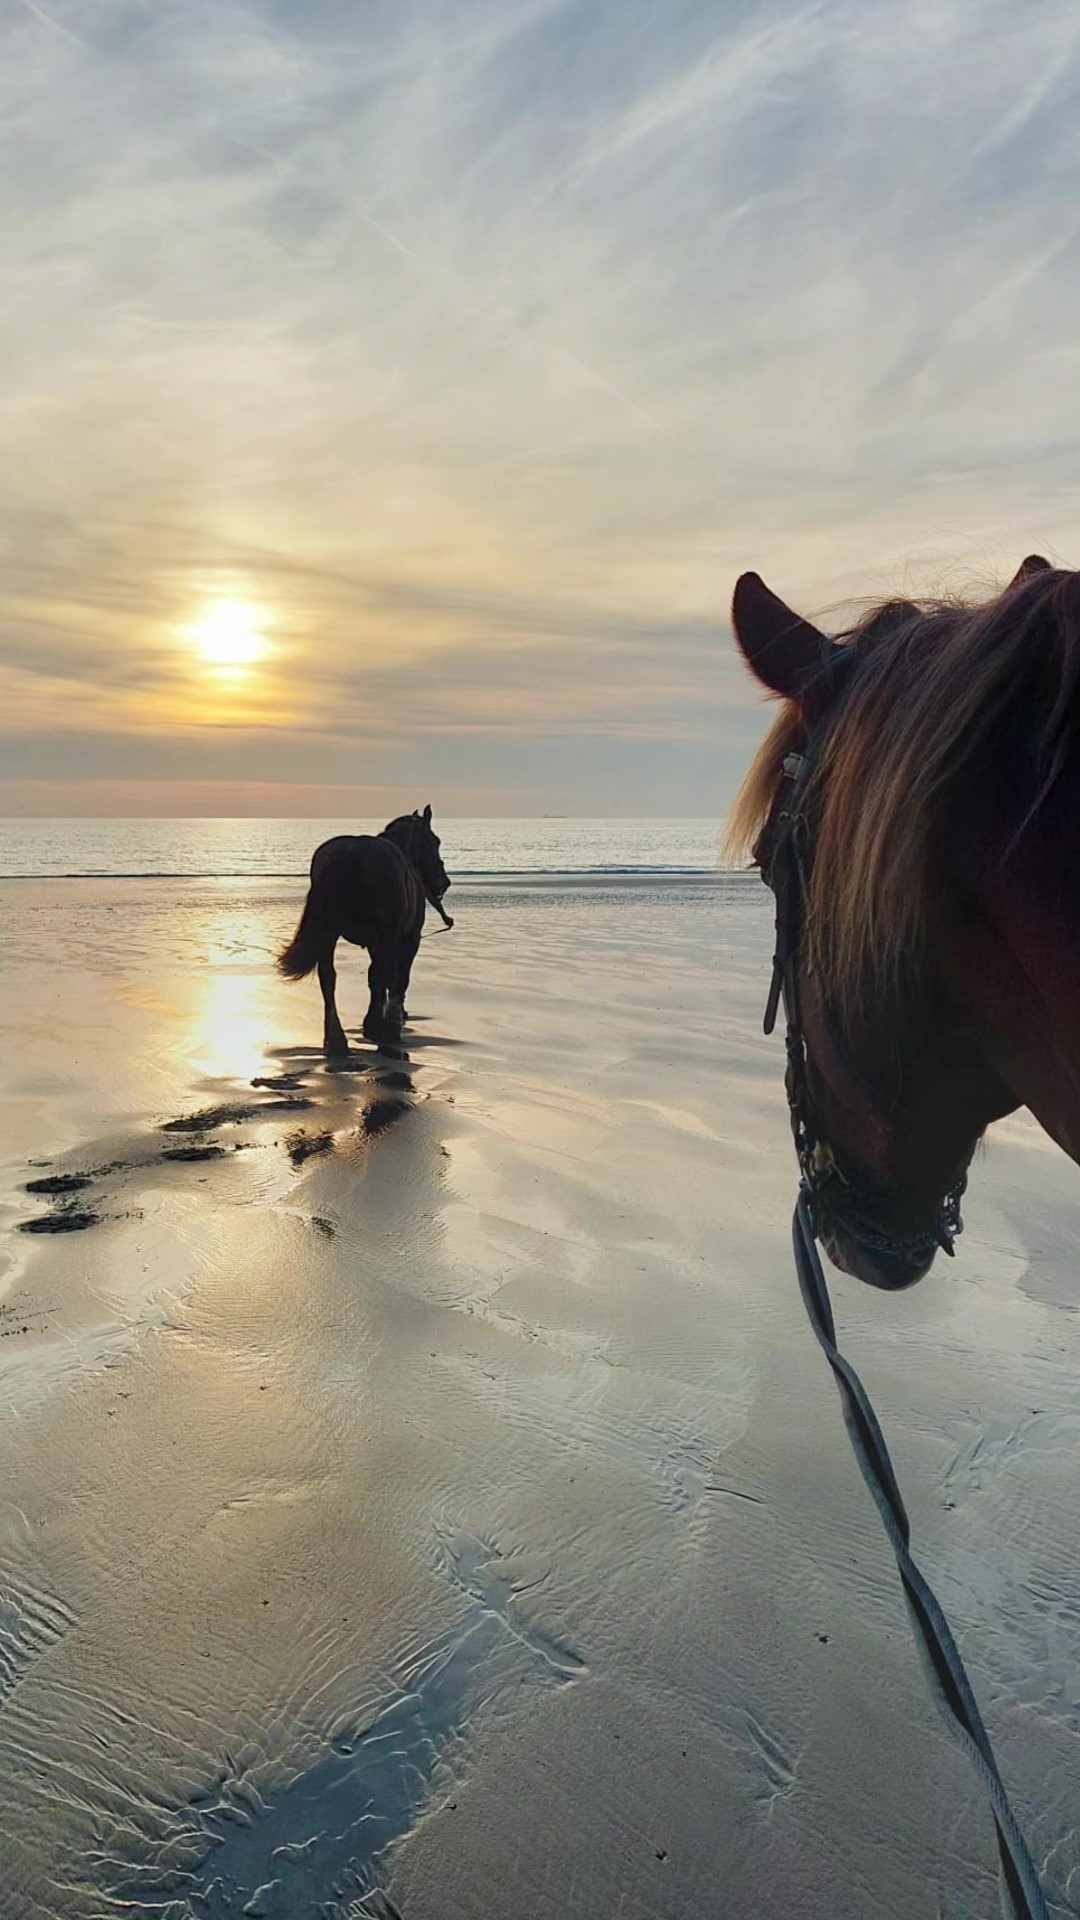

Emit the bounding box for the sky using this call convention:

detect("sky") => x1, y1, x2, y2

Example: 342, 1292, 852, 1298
2, 0, 1079, 817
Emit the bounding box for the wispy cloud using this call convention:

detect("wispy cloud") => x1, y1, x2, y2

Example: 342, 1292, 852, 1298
1, 0, 1078, 810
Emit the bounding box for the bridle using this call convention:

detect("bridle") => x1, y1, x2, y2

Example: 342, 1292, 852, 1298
753, 731, 1051, 1920
382, 819, 455, 930
758, 735, 965, 1277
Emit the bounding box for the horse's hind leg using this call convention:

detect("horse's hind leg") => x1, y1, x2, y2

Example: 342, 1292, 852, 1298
318, 943, 349, 1058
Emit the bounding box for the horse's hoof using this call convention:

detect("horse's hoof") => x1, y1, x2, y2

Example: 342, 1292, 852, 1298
325, 1030, 350, 1059
362, 1019, 383, 1044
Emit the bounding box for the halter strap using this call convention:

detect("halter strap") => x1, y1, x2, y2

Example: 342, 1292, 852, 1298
759, 743, 964, 1268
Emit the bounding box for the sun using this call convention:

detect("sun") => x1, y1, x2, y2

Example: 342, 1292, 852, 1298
193, 602, 265, 668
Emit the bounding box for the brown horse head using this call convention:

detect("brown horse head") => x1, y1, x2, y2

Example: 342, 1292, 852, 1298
729, 556, 1080, 1288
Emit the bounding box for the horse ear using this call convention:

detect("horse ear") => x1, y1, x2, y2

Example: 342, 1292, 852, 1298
1008, 554, 1051, 587
422, 803, 432, 824
731, 573, 837, 710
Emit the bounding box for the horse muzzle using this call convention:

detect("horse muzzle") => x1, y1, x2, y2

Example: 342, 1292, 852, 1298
821, 1219, 936, 1290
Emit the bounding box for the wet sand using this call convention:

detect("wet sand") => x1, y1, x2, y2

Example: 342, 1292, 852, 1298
0, 873, 1077, 1918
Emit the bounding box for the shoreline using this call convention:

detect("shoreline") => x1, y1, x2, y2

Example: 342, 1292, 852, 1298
0, 867, 754, 887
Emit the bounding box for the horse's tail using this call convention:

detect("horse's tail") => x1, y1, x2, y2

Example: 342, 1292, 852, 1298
277, 892, 326, 981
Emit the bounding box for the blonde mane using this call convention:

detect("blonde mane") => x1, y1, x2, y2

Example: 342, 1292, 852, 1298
726, 568, 1080, 1005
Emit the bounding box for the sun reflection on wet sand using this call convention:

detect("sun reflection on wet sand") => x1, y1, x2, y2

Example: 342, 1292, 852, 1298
183, 909, 279, 1083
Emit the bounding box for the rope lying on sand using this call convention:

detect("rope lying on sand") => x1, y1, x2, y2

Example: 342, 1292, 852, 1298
792, 1190, 1053, 1920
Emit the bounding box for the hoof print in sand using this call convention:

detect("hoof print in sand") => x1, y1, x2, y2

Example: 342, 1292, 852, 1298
21, 1170, 106, 1234
19, 1065, 411, 1247
24, 1173, 94, 1197
19, 1208, 102, 1235
161, 1096, 313, 1135
285, 1129, 335, 1168
160, 1104, 258, 1134
160, 1143, 230, 1164
361, 1098, 410, 1138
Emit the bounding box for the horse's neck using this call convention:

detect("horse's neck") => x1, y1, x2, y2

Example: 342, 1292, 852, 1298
382, 823, 418, 867
945, 782, 1080, 1167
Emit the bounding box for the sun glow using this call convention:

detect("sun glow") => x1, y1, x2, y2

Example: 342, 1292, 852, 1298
188, 921, 274, 1082
192, 602, 265, 669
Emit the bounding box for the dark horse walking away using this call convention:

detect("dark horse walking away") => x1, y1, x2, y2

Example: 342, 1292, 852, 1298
728, 553, 1080, 1289
278, 807, 452, 1056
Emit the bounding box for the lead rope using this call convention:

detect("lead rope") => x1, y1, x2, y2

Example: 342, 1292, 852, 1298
792, 1193, 1051, 1920
767, 761, 1053, 1920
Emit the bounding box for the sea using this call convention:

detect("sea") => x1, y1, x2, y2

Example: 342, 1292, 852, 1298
0, 818, 728, 881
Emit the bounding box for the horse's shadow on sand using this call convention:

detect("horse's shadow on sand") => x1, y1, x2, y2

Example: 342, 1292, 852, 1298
17, 1023, 458, 1239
